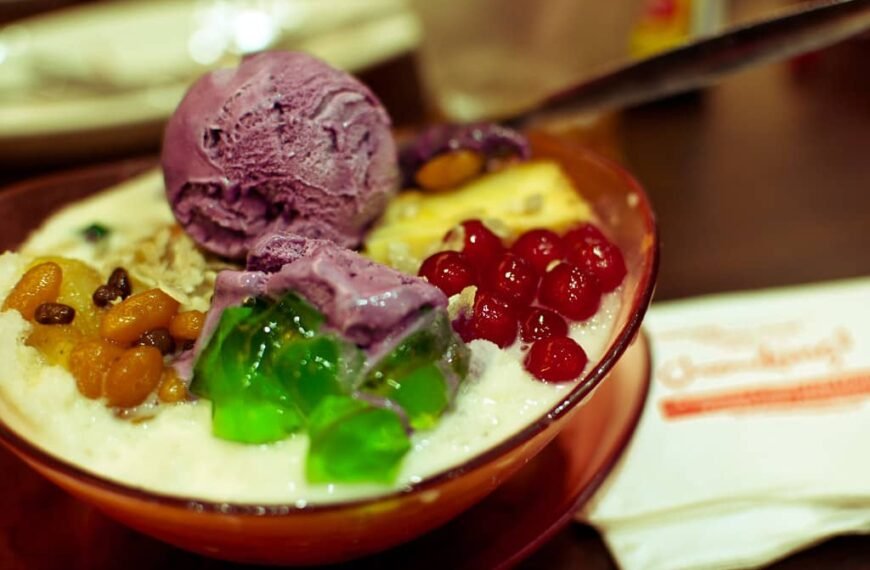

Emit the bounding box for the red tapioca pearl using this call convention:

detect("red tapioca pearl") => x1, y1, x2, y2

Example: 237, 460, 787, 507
418, 251, 476, 297
567, 240, 627, 292
538, 263, 602, 321
481, 253, 539, 307
562, 222, 608, 249
510, 229, 565, 274
520, 307, 569, 343
444, 219, 505, 273
524, 336, 588, 382
463, 291, 518, 348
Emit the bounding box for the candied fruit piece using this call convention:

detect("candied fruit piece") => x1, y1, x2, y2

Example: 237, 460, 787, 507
169, 310, 205, 341
158, 369, 188, 404
415, 150, 485, 191
27, 324, 83, 368
100, 289, 180, 345
366, 162, 593, 269
567, 240, 627, 292
399, 122, 529, 188
68, 339, 125, 399
33, 257, 105, 335
3, 262, 62, 320
103, 346, 164, 408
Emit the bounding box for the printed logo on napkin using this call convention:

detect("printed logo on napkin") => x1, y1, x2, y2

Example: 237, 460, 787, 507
655, 313, 863, 420
586, 278, 870, 525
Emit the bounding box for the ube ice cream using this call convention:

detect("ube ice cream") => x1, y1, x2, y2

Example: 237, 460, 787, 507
161, 51, 399, 259
197, 236, 448, 359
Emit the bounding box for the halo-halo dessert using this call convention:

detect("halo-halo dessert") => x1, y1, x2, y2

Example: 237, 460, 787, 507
0, 50, 656, 556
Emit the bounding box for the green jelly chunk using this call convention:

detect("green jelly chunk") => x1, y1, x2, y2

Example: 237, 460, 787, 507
272, 335, 361, 415
191, 292, 469, 484
192, 293, 353, 444
212, 398, 303, 444
274, 292, 324, 339
191, 305, 254, 400
306, 395, 411, 484
385, 362, 449, 430
362, 311, 469, 429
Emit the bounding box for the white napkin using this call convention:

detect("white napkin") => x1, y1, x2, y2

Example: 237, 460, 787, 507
581, 277, 870, 570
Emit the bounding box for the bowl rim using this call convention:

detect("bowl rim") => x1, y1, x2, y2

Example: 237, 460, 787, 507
0, 138, 659, 516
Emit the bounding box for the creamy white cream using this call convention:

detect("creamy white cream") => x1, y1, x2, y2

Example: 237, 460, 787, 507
0, 173, 620, 504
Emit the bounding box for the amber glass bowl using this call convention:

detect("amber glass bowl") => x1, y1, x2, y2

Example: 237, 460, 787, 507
0, 132, 657, 565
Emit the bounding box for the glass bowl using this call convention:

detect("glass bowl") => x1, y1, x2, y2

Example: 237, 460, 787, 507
0, 131, 658, 565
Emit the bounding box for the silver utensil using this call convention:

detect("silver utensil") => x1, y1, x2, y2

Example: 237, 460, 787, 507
515, 0, 870, 126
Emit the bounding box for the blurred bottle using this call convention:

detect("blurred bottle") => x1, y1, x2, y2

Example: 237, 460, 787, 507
630, 0, 727, 57
410, 0, 645, 122
411, 0, 727, 123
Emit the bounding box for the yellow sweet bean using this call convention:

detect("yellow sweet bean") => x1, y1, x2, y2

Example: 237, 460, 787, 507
100, 289, 180, 345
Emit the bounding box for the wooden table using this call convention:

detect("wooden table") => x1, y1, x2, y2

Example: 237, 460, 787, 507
521, 38, 870, 569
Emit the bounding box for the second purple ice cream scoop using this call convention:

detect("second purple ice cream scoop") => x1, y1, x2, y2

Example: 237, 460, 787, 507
161, 51, 399, 259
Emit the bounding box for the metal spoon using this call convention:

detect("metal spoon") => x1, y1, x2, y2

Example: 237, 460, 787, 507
511, 0, 870, 127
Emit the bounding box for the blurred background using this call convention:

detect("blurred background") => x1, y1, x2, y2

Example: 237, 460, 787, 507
0, 0, 820, 172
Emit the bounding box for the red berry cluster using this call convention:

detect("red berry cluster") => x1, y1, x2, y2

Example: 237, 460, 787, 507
418, 219, 627, 383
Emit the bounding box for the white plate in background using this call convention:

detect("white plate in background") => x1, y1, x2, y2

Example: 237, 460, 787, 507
0, 0, 419, 163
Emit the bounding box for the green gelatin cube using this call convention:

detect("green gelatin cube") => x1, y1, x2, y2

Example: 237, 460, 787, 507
192, 293, 327, 400
385, 363, 449, 430
191, 305, 254, 400
375, 314, 442, 374
192, 293, 338, 444
306, 395, 411, 484
191, 293, 465, 483
362, 311, 468, 429
273, 292, 324, 339
212, 398, 303, 444
271, 335, 360, 415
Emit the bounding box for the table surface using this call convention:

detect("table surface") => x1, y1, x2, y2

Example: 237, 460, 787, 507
520, 38, 870, 570
3, 7, 870, 570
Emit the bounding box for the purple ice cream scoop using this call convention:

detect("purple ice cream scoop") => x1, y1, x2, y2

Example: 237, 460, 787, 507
161, 51, 399, 260
190, 236, 447, 369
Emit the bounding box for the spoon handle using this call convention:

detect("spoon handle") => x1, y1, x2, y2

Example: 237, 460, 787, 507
516, 0, 870, 126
